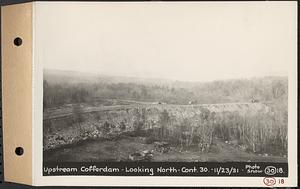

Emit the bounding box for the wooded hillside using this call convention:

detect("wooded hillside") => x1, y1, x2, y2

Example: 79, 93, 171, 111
43, 69, 288, 108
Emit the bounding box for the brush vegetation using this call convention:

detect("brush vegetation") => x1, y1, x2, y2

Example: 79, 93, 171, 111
43, 70, 288, 157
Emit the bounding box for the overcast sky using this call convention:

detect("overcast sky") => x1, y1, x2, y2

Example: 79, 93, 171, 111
35, 2, 296, 82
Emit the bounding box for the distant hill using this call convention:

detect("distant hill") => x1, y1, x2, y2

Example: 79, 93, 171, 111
43, 69, 288, 108
44, 69, 178, 86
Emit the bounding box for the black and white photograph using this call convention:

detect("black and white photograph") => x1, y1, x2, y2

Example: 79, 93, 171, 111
0, 1, 297, 187
41, 2, 290, 164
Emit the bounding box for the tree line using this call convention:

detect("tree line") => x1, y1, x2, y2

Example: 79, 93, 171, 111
43, 74, 288, 109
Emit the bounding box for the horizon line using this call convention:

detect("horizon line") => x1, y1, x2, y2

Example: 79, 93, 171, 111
43, 68, 288, 83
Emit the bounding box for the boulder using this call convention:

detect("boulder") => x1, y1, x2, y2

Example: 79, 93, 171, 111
128, 150, 154, 162
154, 141, 171, 153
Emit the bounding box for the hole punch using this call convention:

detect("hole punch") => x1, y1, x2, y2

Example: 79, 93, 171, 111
15, 147, 24, 156
13, 37, 22, 46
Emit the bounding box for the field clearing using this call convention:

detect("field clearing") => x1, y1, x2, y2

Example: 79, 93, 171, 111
44, 135, 286, 162
43, 101, 271, 120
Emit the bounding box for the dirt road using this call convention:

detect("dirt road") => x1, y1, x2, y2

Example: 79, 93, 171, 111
44, 101, 270, 120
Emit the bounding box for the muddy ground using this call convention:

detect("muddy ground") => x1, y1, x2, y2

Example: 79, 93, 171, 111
44, 135, 287, 163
